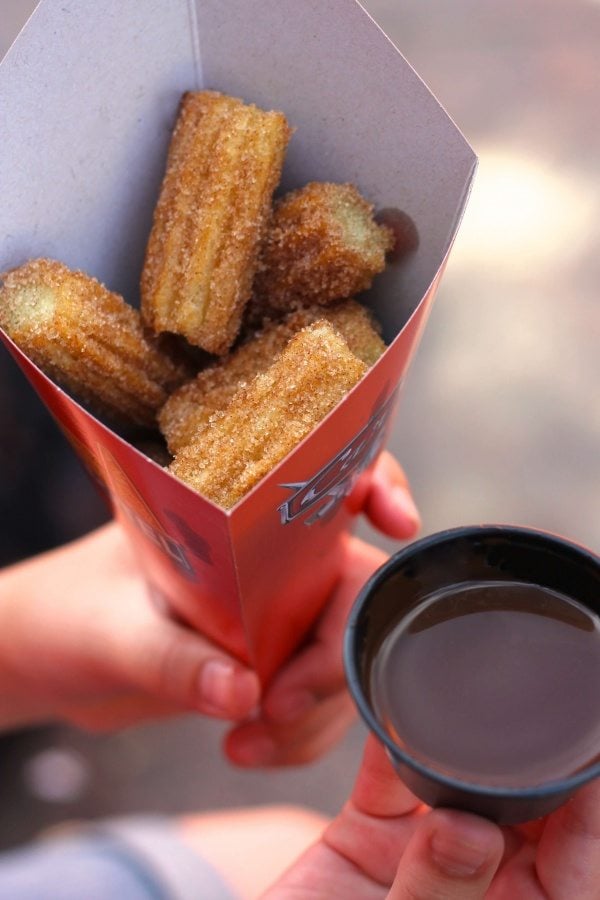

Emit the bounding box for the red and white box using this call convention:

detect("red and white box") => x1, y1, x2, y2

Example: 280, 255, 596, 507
0, 0, 476, 681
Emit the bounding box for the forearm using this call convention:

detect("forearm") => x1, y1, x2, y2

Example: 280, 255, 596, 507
0, 556, 59, 730
0, 527, 120, 731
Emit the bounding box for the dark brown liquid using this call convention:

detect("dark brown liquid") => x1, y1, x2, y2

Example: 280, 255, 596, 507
371, 581, 600, 787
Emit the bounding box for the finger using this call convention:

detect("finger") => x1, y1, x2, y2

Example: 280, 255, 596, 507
63, 691, 182, 732
108, 612, 261, 721
263, 536, 386, 724
388, 808, 504, 900
321, 737, 424, 886
351, 735, 421, 818
363, 451, 421, 538
536, 779, 600, 898
225, 691, 356, 767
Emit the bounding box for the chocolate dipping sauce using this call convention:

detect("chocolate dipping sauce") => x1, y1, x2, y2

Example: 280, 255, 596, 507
370, 581, 600, 787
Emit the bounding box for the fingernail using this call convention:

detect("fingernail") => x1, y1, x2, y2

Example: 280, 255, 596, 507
198, 659, 235, 713
198, 661, 260, 718
430, 821, 496, 877
232, 669, 261, 719
230, 736, 276, 767
267, 690, 316, 723
391, 485, 421, 529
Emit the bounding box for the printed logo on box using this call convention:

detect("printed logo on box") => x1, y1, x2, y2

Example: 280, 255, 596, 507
278, 389, 398, 526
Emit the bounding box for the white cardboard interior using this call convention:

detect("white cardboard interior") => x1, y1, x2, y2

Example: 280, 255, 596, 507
0, 0, 475, 343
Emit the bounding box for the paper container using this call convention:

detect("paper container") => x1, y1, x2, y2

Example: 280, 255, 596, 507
0, 0, 476, 682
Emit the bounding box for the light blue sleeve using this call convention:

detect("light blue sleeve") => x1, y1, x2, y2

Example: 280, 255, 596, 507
0, 817, 238, 900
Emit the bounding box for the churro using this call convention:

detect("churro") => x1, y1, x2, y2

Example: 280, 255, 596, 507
141, 91, 291, 355
169, 322, 367, 508
253, 182, 393, 310
0, 259, 186, 427
325, 300, 386, 367
159, 299, 384, 453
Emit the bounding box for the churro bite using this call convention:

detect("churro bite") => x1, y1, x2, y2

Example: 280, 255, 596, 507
0, 259, 186, 427
253, 181, 393, 310
1, 92, 396, 507
168, 321, 367, 508
141, 90, 291, 355
159, 299, 384, 453
324, 300, 386, 367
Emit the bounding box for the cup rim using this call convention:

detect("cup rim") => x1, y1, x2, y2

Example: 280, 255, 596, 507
344, 523, 600, 800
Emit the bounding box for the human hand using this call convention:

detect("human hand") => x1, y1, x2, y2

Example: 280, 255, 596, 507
0, 522, 261, 732
263, 735, 600, 898
0, 449, 417, 747
225, 450, 420, 767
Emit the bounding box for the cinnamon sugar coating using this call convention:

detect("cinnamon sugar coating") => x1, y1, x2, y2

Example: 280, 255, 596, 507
159, 299, 384, 453
169, 322, 367, 508
141, 91, 291, 355
253, 182, 393, 311
0, 259, 187, 427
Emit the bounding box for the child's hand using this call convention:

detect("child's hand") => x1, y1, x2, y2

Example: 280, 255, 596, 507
0, 523, 261, 731
0, 450, 419, 767
263, 735, 600, 899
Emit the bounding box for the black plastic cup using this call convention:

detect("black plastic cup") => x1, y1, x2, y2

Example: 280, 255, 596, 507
344, 525, 600, 824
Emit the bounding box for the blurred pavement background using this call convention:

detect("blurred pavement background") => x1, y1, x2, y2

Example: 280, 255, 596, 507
1, 0, 599, 851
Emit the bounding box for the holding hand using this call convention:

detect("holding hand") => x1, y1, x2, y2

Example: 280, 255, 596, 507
0, 451, 419, 751
263, 735, 600, 899
0, 522, 261, 732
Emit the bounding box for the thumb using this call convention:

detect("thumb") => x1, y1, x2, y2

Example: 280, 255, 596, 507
389, 808, 503, 900
111, 613, 261, 721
